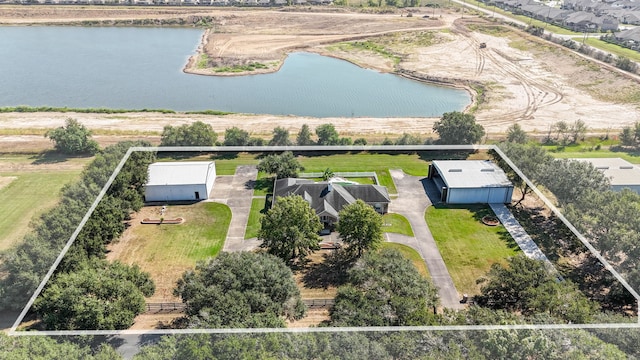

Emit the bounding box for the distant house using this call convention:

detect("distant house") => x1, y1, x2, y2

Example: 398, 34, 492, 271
273, 178, 390, 228
614, 26, 640, 50
563, 11, 619, 31
144, 162, 216, 202
574, 158, 640, 194
428, 160, 514, 204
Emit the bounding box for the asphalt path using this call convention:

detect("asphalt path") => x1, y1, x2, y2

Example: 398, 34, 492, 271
388, 169, 464, 309
210, 165, 261, 252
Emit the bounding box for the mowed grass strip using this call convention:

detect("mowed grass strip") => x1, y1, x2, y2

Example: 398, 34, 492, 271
425, 204, 520, 295
245, 198, 267, 240
0, 171, 81, 250
380, 243, 430, 279
382, 213, 414, 237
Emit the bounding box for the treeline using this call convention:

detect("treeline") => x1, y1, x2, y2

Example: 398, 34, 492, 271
619, 121, 640, 148
0, 141, 157, 330
160, 112, 486, 147
132, 324, 632, 359
497, 142, 640, 296
0, 106, 176, 114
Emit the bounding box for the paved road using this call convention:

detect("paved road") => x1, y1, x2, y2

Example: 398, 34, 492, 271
210, 165, 261, 252
489, 203, 559, 276
388, 169, 464, 310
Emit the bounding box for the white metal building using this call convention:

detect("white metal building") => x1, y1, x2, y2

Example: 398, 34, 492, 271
428, 160, 514, 204
575, 158, 640, 194
144, 162, 216, 202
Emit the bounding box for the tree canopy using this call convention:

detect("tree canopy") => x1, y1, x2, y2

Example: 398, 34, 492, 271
258, 195, 322, 263
296, 124, 314, 146
34, 260, 153, 330
315, 123, 340, 146
432, 112, 485, 144
0, 334, 121, 360
223, 127, 250, 146
45, 118, 99, 155
256, 151, 303, 179
506, 123, 528, 144
269, 126, 293, 146
160, 121, 217, 146
476, 255, 599, 323
336, 200, 384, 257
174, 252, 305, 328
330, 248, 439, 326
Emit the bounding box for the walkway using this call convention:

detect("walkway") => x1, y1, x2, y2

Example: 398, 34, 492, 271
388, 169, 464, 309
209, 165, 261, 252
489, 203, 559, 275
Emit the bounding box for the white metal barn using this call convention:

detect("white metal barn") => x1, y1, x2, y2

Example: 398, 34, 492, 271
428, 160, 514, 204
575, 158, 640, 194
144, 162, 216, 202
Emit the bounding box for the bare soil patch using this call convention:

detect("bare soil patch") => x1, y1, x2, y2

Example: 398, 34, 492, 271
0, 8, 638, 151
0, 176, 17, 191
287, 249, 350, 327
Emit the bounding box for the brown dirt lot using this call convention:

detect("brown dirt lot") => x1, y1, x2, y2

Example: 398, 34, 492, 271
0, 7, 638, 150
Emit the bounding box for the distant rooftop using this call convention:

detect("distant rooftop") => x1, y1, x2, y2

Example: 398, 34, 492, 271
146, 162, 215, 186
574, 158, 640, 186
432, 160, 512, 188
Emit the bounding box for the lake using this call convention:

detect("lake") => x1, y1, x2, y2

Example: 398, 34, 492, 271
0, 26, 470, 117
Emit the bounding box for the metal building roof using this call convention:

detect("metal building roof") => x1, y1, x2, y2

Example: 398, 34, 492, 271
574, 158, 640, 186
432, 160, 512, 189
146, 161, 215, 186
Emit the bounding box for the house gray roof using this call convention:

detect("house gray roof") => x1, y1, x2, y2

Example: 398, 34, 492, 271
616, 26, 640, 41
573, 158, 640, 186
273, 178, 390, 218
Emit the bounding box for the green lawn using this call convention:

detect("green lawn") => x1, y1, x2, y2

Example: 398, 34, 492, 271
571, 37, 640, 63
380, 242, 430, 278
298, 153, 430, 194
544, 147, 640, 164
425, 204, 520, 295
245, 198, 267, 239
120, 202, 231, 266
0, 171, 82, 250
382, 213, 414, 237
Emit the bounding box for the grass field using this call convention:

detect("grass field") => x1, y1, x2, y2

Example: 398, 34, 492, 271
380, 243, 430, 278
382, 213, 414, 237
159, 151, 435, 195
545, 147, 640, 164
425, 204, 520, 295
0, 172, 82, 250
572, 37, 640, 63
298, 152, 431, 194
121, 202, 230, 263
245, 198, 267, 239
110, 202, 231, 301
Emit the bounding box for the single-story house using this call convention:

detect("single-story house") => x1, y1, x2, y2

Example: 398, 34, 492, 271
428, 160, 514, 204
144, 161, 216, 202
574, 158, 640, 194
273, 178, 390, 228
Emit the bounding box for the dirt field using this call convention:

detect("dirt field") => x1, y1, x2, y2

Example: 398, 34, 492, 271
0, 6, 639, 151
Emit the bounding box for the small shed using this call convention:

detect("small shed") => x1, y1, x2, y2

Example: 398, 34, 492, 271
574, 158, 640, 194
144, 162, 216, 202
428, 160, 513, 204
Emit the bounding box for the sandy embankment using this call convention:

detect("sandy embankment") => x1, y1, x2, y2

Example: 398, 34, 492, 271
0, 7, 639, 152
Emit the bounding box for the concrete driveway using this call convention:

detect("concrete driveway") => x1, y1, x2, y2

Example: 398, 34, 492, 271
388, 169, 464, 310
209, 165, 261, 252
